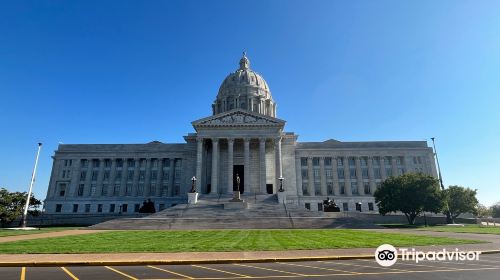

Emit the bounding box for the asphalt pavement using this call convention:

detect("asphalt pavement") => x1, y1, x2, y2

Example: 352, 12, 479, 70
4, 252, 500, 280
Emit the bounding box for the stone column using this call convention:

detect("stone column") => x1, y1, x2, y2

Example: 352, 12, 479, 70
156, 158, 164, 196
227, 138, 234, 194
169, 158, 175, 196
275, 137, 283, 190
211, 138, 219, 194
343, 156, 352, 195
355, 157, 364, 195
332, 157, 339, 196
319, 157, 327, 196
367, 156, 376, 195
120, 158, 128, 196
391, 156, 398, 177
244, 138, 250, 193
307, 157, 314, 196
132, 158, 140, 196
144, 158, 152, 197
69, 159, 81, 197
107, 159, 117, 197
94, 159, 105, 197
259, 138, 267, 193
380, 156, 387, 180
195, 138, 203, 192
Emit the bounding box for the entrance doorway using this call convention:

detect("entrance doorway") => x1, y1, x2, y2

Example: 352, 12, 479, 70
233, 165, 244, 194
266, 184, 273, 194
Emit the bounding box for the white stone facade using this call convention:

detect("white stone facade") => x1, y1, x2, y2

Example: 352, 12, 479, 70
44, 54, 438, 215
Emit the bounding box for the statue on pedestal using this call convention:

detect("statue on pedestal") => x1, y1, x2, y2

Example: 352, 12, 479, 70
230, 173, 243, 202
323, 197, 341, 212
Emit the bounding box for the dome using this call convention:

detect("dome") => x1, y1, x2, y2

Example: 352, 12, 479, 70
212, 52, 277, 117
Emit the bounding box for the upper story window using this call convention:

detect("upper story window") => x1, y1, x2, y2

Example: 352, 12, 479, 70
360, 157, 368, 167
163, 159, 170, 168
396, 156, 404, 165
324, 157, 332, 166
104, 159, 111, 168
312, 157, 320, 166
301, 157, 308, 167
81, 159, 89, 168
92, 159, 100, 168
348, 157, 356, 166
127, 159, 135, 168
337, 157, 344, 167
116, 159, 123, 168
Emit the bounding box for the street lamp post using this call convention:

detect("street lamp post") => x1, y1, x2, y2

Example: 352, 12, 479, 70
22, 143, 42, 228
278, 176, 284, 192
431, 137, 453, 224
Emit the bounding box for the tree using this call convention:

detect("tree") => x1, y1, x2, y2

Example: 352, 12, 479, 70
443, 185, 479, 223
0, 188, 41, 227
475, 204, 492, 218
374, 173, 444, 225
491, 202, 500, 218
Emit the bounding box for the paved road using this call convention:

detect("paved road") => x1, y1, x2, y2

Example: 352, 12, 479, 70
3, 253, 500, 280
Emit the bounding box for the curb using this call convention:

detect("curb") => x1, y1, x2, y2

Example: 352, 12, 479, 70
1, 250, 499, 267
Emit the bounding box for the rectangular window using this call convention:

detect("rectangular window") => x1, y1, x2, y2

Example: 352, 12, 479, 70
150, 183, 156, 195
126, 183, 132, 196
302, 183, 309, 196
151, 159, 158, 168
103, 171, 110, 181
337, 157, 344, 166
384, 157, 391, 166
162, 170, 169, 181
324, 157, 332, 166
162, 183, 168, 196
374, 168, 381, 179
72, 204, 79, 213
109, 204, 115, 213
397, 156, 404, 165
134, 204, 140, 212
325, 169, 332, 179
102, 184, 108, 196
92, 159, 100, 168
313, 169, 320, 179
97, 204, 103, 213
104, 159, 111, 168
350, 168, 357, 179
368, 202, 374, 211
113, 184, 120, 196
138, 183, 144, 195
175, 159, 182, 169
140, 158, 146, 168
337, 168, 345, 179
314, 182, 321, 195
77, 184, 84, 196
151, 170, 158, 180
301, 169, 308, 179
372, 157, 380, 166
85, 204, 91, 213
80, 171, 87, 181
127, 170, 134, 181
59, 184, 66, 197
115, 171, 122, 182
327, 183, 334, 195
351, 182, 358, 194
362, 168, 369, 179
361, 157, 368, 166
342, 202, 348, 211
163, 158, 170, 168
127, 158, 135, 168
305, 203, 311, 210
91, 171, 98, 181
348, 157, 356, 166
55, 204, 62, 213
122, 204, 128, 213
301, 157, 308, 166
364, 182, 371, 194
386, 168, 393, 177
116, 159, 123, 168
90, 184, 97, 196
339, 182, 345, 195
317, 203, 323, 212
139, 171, 145, 181
174, 170, 181, 182
81, 159, 88, 168
174, 184, 180, 196
312, 157, 320, 166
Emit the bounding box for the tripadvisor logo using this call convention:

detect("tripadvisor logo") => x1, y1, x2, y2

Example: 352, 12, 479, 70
375, 244, 481, 267
375, 244, 398, 267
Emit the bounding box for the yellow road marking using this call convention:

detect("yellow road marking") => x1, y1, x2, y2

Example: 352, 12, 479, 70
147, 265, 194, 279
232, 263, 307, 277
318, 260, 411, 272
20, 267, 25, 280
104, 266, 138, 280
278, 261, 361, 274
192, 264, 251, 278
61, 267, 79, 280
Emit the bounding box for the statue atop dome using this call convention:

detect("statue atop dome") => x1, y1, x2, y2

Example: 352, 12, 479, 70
239, 51, 250, 70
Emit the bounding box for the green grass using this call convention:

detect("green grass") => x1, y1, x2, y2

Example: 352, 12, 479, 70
0, 229, 484, 254
380, 224, 500, 235
0, 227, 80, 237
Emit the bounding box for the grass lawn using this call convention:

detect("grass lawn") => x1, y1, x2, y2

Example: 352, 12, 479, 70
0, 227, 80, 238
0, 229, 484, 254
381, 224, 500, 235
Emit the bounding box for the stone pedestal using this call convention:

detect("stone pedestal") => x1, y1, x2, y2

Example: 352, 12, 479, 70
224, 191, 247, 209
187, 192, 199, 204
277, 191, 286, 204
230, 191, 243, 202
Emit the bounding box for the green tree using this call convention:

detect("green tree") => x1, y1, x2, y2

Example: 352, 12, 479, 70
475, 204, 492, 218
491, 202, 500, 218
374, 173, 444, 225
0, 188, 41, 227
443, 185, 479, 222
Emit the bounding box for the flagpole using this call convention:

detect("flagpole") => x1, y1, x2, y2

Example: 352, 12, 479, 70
22, 143, 42, 228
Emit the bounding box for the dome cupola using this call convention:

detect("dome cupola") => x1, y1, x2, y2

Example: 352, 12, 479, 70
212, 52, 276, 117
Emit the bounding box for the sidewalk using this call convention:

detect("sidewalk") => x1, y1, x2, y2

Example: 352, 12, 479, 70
0, 230, 110, 243
0, 229, 499, 267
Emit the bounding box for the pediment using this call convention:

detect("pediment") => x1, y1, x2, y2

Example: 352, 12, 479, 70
192, 109, 285, 129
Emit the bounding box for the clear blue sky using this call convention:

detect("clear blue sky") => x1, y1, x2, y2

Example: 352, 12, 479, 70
1, 1, 499, 206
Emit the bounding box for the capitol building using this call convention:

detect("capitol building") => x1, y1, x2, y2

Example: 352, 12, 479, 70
44, 53, 437, 217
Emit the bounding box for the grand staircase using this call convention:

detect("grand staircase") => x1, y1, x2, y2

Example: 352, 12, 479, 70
89, 194, 374, 230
